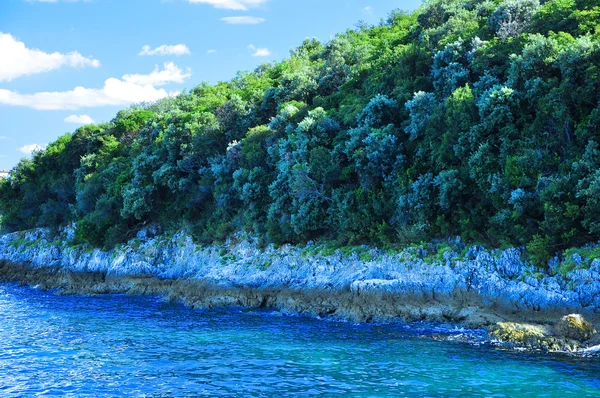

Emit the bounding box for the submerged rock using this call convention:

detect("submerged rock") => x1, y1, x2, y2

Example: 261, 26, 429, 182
554, 314, 596, 342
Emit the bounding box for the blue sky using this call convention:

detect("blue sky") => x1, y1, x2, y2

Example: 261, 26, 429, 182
0, 0, 422, 170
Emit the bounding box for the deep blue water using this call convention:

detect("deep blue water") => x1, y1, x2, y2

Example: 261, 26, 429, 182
0, 283, 599, 397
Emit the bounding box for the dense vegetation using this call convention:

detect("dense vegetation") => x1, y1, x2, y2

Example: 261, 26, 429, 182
1, 0, 600, 266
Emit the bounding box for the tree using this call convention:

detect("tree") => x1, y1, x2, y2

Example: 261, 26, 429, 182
489, 0, 541, 40
405, 91, 437, 141
2, 0, 600, 254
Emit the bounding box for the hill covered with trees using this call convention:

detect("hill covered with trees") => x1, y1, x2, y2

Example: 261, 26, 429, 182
1, 0, 599, 267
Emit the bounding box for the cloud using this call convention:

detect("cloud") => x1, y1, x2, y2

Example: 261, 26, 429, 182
139, 44, 191, 56
18, 144, 45, 154
207, 49, 217, 54
0, 62, 189, 110
64, 114, 94, 124
122, 62, 191, 86
0, 136, 9, 140
248, 44, 270, 57
363, 6, 373, 15
0, 32, 100, 82
0, 83, 171, 110
187, 0, 268, 11
221, 16, 265, 24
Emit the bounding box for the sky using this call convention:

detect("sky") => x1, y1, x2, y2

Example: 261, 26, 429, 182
0, 0, 422, 170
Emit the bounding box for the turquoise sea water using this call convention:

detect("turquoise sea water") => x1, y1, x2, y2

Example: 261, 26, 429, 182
0, 283, 598, 397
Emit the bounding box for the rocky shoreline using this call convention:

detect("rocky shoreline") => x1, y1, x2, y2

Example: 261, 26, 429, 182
1, 228, 599, 353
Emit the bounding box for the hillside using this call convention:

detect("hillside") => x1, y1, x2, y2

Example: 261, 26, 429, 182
1, 0, 600, 267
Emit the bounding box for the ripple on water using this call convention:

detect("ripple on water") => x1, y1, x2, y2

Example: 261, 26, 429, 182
0, 283, 599, 397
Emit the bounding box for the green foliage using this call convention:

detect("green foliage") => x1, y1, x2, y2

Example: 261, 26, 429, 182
489, 0, 540, 40
113, 108, 154, 141
559, 245, 600, 276
1, 0, 600, 266
526, 235, 554, 269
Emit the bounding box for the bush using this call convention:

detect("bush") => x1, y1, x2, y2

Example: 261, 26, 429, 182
526, 234, 554, 269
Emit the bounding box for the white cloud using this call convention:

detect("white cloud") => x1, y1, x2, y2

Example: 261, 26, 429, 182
0, 83, 169, 110
188, 0, 268, 11
122, 62, 191, 86
139, 44, 191, 56
18, 144, 45, 154
64, 114, 94, 124
0, 32, 100, 82
0, 63, 189, 110
0, 136, 9, 140
207, 49, 217, 54
221, 16, 265, 24
248, 44, 270, 57
364, 6, 373, 15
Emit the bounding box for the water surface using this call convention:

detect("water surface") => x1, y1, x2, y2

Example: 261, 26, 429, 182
0, 283, 598, 397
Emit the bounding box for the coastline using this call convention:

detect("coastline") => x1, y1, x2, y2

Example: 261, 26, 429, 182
1, 228, 599, 353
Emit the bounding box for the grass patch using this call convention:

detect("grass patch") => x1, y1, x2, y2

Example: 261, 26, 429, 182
558, 246, 600, 277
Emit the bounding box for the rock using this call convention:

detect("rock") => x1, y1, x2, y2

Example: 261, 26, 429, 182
2, 226, 600, 355
489, 322, 548, 345
554, 314, 596, 342
588, 332, 600, 346
489, 321, 584, 352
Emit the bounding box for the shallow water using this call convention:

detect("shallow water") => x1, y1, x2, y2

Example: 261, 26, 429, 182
0, 283, 598, 397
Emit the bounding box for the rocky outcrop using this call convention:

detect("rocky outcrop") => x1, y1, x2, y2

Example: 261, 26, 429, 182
489, 316, 599, 352
1, 228, 600, 352
554, 314, 596, 342
0, 259, 506, 326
